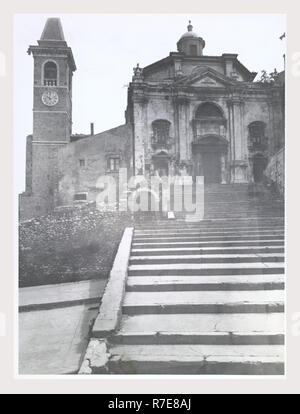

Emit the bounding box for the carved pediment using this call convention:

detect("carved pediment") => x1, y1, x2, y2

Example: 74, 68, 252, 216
175, 67, 235, 88
191, 76, 224, 87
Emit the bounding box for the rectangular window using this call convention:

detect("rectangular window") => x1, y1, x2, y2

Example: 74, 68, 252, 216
152, 120, 171, 147
74, 193, 87, 201
108, 157, 120, 172
79, 159, 85, 167
190, 45, 197, 55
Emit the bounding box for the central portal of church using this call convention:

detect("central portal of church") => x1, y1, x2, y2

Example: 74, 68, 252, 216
152, 153, 169, 177
201, 151, 222, 184
192, 136, 228, 184
192, 102, 228, 184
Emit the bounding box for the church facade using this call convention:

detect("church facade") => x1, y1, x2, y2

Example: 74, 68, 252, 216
19, 18, 285, 220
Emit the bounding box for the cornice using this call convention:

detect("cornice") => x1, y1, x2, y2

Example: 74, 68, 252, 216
27, 45, 76, 71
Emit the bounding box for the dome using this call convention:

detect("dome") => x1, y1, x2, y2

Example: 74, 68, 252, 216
177, 21, 205, 56
179, 21, 199, 40
180, 30, 199, 40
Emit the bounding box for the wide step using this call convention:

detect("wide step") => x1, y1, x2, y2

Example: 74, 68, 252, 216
123, 290, 284, 314
83, 183, 285, 375
126, 274, 284, 291
110, 344, 284, 357
129, 253, 284, 265
108, 341, 284, 374
134, 235, 284, 242
133, 240, 284, 249
128, 262, 284, 276
131, 246, 284, 256
119, 313, 284, 335
108, 353, 284, 375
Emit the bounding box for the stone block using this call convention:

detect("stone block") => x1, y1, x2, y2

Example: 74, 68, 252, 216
78, 339, 110, 374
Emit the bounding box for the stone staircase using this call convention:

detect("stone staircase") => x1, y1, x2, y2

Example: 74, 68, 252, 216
175, 183, 284, 221
81, 184, 285, 375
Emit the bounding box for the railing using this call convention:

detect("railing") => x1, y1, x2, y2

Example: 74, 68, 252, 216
151, 135, 173, 151
44, 79, 57, 86
193, 134, 226, 142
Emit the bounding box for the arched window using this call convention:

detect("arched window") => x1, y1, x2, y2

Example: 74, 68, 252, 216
44, 61, 58, 86
248, 121, 266, 145
194, 103, 225, 138
195, 102, 223, 118
152, 120, 171, 147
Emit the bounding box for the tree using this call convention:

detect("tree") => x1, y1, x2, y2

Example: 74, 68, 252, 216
257, 68, 280, 84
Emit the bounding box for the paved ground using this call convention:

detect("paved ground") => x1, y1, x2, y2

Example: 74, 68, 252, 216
19, 279, 105, 309
19, 279, 106, 375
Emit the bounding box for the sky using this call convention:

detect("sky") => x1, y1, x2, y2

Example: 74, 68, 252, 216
14, 13, 286, 193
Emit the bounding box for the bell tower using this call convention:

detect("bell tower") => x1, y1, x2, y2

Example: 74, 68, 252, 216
24, 18, 76, 216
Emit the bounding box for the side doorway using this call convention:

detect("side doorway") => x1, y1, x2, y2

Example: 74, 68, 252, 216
252, 154, 268, 183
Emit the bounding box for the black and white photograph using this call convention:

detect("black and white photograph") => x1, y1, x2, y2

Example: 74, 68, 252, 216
15, 13, 285, 376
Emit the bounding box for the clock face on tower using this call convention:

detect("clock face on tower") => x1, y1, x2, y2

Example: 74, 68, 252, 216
42, 90, 59, 106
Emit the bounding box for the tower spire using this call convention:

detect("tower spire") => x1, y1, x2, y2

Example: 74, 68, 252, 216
39, 18, 66, 46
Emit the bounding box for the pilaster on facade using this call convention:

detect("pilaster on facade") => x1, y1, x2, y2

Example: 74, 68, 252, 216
226, 96, 248, 183
268, 93, 284, 153
173, 95, 190, 162
133, 95, 149, 175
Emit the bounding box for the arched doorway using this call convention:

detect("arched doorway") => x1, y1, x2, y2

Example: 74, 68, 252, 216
192, 135, 228, 184
192, 102, 228, 183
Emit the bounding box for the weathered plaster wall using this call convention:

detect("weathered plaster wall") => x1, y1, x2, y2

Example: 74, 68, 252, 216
57, 124, 133, 205
265, 148, 284, 196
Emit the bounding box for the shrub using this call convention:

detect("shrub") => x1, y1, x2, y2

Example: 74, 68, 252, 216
19, 206, 133, 287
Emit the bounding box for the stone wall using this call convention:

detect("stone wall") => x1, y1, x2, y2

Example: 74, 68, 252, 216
264, 148, 284, 196
57, 124, 133, 206
20, 124, 133, 220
